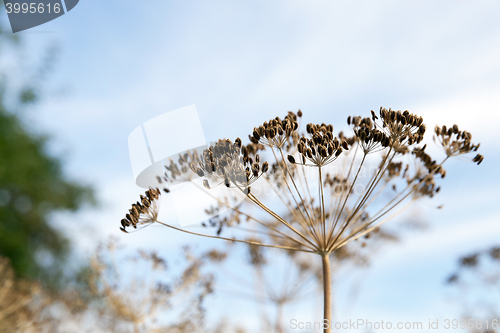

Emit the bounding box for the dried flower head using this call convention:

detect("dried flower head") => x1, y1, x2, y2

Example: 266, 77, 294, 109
348, 115, 391, 154
163, 149, 202, 184
120, 187, 161, 232
378, 108, 425, 144
434, 124, 483, 164
324, 174, 350, 196
348, 108, 425, 154
192, 138, 269, 190
291, 123, 348, 167
249, 112, 299, 148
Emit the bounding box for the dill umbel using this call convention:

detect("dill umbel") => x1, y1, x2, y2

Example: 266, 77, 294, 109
120, 107, 483, 333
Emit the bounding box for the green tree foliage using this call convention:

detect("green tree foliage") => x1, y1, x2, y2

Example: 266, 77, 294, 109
0, 21, 94, 284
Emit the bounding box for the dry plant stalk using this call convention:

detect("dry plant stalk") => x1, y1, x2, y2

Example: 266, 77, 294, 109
204, 191, 399, 332
121, 107, 483, 332
0, 255, 105, 333
447, 246, 500, 333
0, 244, 213, 333
207, 228, 389, 333
0, 257, 46, 333
88, 238, 213, 333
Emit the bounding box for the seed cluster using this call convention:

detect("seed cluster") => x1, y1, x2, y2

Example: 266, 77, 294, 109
324, 174, 350, 195
191, 138, 269, 190
120, 188, 161, 232
434, 125, 483, 164
249, 112, 299, 148
164, 150, 200, 182
409, 145, 445, 198
378, 108, 426, 143
386, 162, 404, 178
348, 108, 425, 153
348, 116, 392, 153
338, 131, 356, 147
203, 204, 243, 235
412, 145, 446, 178
413, 174, 439, 198
289, 123, 348, 166
158, 151, 202, 194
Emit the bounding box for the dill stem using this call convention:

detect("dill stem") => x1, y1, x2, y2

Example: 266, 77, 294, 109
321, 253, 332, 333
247, 194, 319, 251
319, 166, 326, 245
276, 302, 284, 333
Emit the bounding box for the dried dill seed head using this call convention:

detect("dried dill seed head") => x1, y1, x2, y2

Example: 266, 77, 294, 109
412, 174, 440, 198
150, 149, 204, 194
412, 147, 446, 178
349, 115, 392, 154
246, 142, 266, 154
490, 247, 500, 260
204, 204, 244, 235
338, 131, 356, 147
324, 174, 350, 195
248, 240, 267, 266
386, 161, 404, 178
120, 188, 161, 232
434, 124, 483, 164
204, 249, 227, 263
460, 254, 479, 268
407, 142, 454, 199
292, 123, 347, 167
163, 149, 201, 186
348, 107, 424, 154
447, 274, 459, 284
249, 111, 299, 148
472, 154, 484, 165
193, 138, 269, 190
379, 107, 425, 144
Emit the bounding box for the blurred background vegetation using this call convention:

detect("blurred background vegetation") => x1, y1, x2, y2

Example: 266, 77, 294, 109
0, 21, 94, 287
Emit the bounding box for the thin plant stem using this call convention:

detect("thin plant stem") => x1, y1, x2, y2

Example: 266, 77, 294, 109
330, 149, 395, 248
321, 253, 332, 333
276, 302, 284, 333
278, 147, 322, 241
190, 180, 315, 250
333, 200, 414, 250
263, 175, 321, 245
326, 154, 367, 247
271, 148, 310, 225
319, 166, 326, 247
247, 193, 320, 251
155, 220, 315, 253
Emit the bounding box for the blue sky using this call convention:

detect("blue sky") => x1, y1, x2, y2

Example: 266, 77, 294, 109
2, 1, 500, 331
